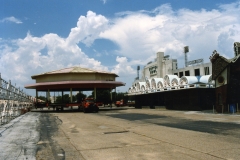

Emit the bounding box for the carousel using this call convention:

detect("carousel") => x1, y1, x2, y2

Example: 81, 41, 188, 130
25, 66, 125, 111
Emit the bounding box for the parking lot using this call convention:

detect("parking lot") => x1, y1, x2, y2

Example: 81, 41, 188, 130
1, 107, 240, 160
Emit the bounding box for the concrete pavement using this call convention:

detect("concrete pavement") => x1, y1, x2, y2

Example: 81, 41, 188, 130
0, 112, 40, 160
0, 107, 240, 160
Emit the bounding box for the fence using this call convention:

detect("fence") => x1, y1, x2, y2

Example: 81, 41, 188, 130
0, 73, 34, 126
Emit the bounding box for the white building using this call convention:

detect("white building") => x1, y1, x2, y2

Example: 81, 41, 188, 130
136, 52, 211, 83
130, 51, 212, 94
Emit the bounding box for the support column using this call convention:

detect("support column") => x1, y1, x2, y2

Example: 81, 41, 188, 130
61, 91, 64, 111
35, 90, 38, 109
94, 87, 96, 100
46, 91, 47, 102
110, 88, 112, 108
61, 91, 63, 103
36, 90, 38, 102
47, 89, 50, 109
70, 88, 73, 110
115, 88, 116, 102
70, 88, 72, 103
48, 89, 50, 102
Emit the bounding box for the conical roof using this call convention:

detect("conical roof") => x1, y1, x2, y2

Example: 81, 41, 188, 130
32, 66, 118, 79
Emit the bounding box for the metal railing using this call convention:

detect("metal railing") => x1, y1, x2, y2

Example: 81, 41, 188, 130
0, 73, 34, 126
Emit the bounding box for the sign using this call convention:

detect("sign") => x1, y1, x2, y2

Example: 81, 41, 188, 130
149, 66, 157, 76
187, 59, 203, 65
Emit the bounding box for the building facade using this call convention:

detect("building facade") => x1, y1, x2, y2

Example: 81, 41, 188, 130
128, 43, 240, 113
133, 51, 212, 88
210, 45, 240, 113
129, 50, 214, 111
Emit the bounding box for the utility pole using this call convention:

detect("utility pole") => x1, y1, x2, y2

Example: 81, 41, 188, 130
184, 46, 189, 67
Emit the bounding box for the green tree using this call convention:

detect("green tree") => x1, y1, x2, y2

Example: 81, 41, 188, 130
91, 90, 111, 104
91, 90, 130, 104
55, 96, 62, 103
55, 92, 86, 103
75, 92, 87, 102
55, 94, 70, 103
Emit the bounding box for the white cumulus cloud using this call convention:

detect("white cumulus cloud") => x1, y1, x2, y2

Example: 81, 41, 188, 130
67, 11, 108, 46
0, 12, 109, 95
111, 56, 135, 75
101, 2, 240, 68
0, 16, 22, 24
1, 1, 240, 94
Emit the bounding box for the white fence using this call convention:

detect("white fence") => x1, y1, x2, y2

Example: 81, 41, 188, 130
0, 74, 34, 126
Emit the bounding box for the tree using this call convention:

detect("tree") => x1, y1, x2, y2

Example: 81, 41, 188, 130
91, 90, 111, 104
55, 92, 86, 103
55, 94, 70, 103
75, 92, 87, 102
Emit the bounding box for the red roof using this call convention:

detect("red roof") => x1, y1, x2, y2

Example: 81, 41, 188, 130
25, 80, 125, 91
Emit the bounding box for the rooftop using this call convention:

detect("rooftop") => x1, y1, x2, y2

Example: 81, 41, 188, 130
31, 66, 118, 79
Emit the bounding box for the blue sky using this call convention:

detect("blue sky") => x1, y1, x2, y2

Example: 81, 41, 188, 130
0, 0, 240, 96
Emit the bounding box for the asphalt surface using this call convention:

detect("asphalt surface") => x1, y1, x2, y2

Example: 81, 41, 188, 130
106, 112, 240, 138
0, 107, 240, 160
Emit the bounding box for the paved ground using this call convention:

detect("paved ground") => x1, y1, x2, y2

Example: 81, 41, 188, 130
1, 107, 240, 160
0, 112, 40, 159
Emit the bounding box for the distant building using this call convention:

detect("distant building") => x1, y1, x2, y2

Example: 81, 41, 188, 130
132, 51, 212, 89
144, 52, 211, 77
128, 50, 214, 111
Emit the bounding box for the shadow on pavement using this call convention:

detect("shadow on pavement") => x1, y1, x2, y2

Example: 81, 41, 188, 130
107, 113, 240, 138
31, 106, 133, 113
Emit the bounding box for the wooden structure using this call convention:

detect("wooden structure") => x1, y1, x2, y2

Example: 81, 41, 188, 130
210, 50, 240, 113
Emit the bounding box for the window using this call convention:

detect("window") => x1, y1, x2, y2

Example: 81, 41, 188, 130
217, 76, 225, 85
149, 66, 157, 75
185, 70, 190, 76
179, 72, 183, 78
194, 69, 200, 76
204, 67, 209, 75
174, 73, 178, 76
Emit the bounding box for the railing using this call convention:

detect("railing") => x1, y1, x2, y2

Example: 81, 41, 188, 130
0, 73, 34, 126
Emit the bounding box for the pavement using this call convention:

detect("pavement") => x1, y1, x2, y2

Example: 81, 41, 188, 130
0, 106, 240, 160
0, 112, 40, 160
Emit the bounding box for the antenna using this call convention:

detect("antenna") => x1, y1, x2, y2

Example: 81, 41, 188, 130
184, 46, 189, 67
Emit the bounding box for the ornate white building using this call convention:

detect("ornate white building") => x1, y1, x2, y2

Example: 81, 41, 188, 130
129, 51, 213, 94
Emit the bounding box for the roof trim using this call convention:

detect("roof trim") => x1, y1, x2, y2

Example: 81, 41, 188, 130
25, 80, 125, 89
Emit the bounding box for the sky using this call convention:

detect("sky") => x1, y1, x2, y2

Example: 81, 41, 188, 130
0, 0, 240, 96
